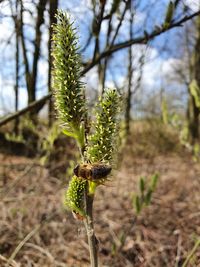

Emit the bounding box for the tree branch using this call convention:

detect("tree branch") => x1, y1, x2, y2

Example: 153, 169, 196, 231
0, 94, 50, 127
1, 9, 200, 127
31, 0, 48, 101
83, 10, 200, 74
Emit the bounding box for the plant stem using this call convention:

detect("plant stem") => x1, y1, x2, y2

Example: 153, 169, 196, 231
84, 192, 98, 267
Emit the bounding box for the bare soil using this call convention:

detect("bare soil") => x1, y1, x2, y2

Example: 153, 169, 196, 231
0, 125, 200, 267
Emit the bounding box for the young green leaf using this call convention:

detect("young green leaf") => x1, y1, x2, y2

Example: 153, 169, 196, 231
134, 195, 142, 214
144, 189, 152, 205
164, 1, 174, 26
139, 177, 145, 193
151, 173, 159, 191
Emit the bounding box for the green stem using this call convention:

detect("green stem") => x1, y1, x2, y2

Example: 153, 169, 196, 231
78, 143, 98, 266
84, 192, 98, 267
79, 152, 98, 265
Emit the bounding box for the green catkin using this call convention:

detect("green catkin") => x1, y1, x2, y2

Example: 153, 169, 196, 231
52, 11, 122, 216
86, 89, 121, 163
52, 10, 87, 135
52, 11, 88, 215
65, 176, 87, 217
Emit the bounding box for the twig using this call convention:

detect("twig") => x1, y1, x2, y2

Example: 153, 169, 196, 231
174, 231, 182, 267
0, 164, 34, 199
92, 1, 106, 62
0, 255, 20, 267
109, 0, 130, 48
182, 238, 200, 267
83, 10, 200, 74
7, 224, 41, 266
6, 210, 59, 266
0, 94, 50, 127
25, 242, 55, 263
1, 9, 199, 127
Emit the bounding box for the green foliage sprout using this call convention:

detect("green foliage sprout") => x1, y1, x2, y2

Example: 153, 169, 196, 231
163, 1, 174, 28
133, 173, 159, 215
52, 10, 87, 147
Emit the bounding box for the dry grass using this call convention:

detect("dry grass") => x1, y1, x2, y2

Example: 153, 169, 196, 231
0, 122, 200, 266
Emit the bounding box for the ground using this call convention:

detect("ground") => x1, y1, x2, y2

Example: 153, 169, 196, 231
0, 122, 200, 267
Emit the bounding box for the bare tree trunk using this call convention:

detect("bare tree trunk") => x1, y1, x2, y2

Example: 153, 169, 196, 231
0, 95, 50, 127
91, 1, 105, 94
19, 0, 31, 103
99, 0, 130, 95
48, 0, 58, 126
194, 17, 200, 90
19, 0, 47, 121
125, 2, 133, 135
188, 95, 199, 144
30, 0, 48, 103
188, 16, 200, 143
14, 0, 19, 133
99, 13, 113, 95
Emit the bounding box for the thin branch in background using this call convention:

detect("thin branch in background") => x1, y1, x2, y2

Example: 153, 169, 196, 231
30, 0, 48, 103
83, 10, 200, 75
100, 0, 131, 94
1, 8, 200, 126
91, 1, 106, 96
109, 0, 131, 48
7, 224, 41, 265
132, 46, 148, 96
18, 0, 47, 110
80, 30, 93, 54
6, 209, 61, 266
14, 0, 19, 132
125, 0, 134, 135
92, 1, 106, 62
98, 5, 114, 94
182, 238, 200, 267
8, 0, 20, 132
19, 0, 31, 100
174, 231, 182, 267
0, 94, 50, 127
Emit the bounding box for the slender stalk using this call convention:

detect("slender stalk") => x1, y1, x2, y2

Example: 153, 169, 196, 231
182, 239, 200, 267
84, 193, 98, 267
79, 135, 98, 266
7, 224, 41, 266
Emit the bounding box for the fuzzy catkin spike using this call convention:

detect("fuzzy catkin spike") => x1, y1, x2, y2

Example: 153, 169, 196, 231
65, 176, 87, 217
86, 89, 121, 163
52, 10, 87, 133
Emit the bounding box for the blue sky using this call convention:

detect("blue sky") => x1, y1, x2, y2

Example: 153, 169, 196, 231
0, 0, 199, 116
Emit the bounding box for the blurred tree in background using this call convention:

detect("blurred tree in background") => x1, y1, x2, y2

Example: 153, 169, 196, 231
0, 0, 200, 143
